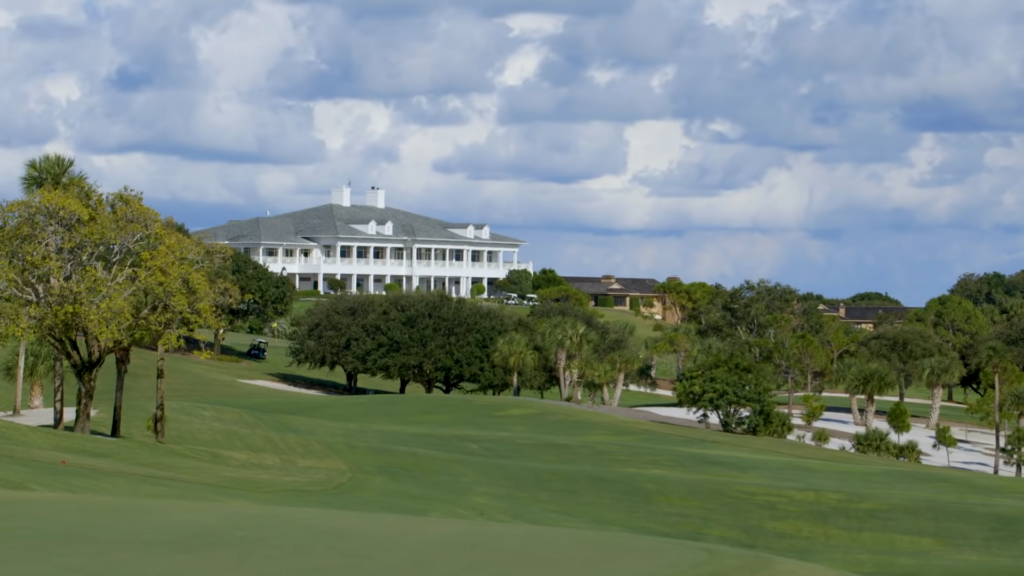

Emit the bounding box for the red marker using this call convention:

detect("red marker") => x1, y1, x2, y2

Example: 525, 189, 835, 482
61, 460, 66, 465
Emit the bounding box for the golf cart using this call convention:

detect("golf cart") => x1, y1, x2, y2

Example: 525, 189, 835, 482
246, 338, 268, 360
523, 294, 539, 306
503, 294, 520, 306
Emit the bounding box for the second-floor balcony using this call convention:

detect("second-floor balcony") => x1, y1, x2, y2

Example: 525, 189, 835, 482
259, 255, 529, 272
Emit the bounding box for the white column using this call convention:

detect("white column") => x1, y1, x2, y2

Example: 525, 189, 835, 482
318, 273, 324, 294
430, 276, 435, 291
350, 274, 357, 293
294, 274, 299, 289
385, 274, 392, 288
369, 274, 375, 294
513, 249, 518, 267
411, 276, 418, 292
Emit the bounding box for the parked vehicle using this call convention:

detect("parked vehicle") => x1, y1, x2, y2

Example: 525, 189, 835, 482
523, 294, 539, 306
246, 338, 268, 360
503, 295, 520, 306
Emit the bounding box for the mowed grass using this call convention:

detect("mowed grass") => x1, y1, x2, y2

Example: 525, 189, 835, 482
0, 333, 1022, 575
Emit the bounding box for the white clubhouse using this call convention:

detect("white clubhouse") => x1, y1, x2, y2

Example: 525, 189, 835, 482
194, 186, 531, 296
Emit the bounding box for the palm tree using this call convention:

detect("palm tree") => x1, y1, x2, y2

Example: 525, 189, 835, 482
3, 340, 56, 410
20, 152, 87, 195
916, 353, 966, 430
19, 152, 86, 428
492, 332, 537, 397
975, 340, 1011, 475
1003, 385, 1024, 428
839, 358, 896, 428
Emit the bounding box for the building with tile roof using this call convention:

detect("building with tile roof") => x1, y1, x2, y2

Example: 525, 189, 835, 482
816, 303, 919, 330
193, 186, 531, 295
562, 274, 675, 320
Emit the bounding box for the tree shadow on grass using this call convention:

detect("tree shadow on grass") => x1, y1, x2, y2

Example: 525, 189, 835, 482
267, 372, 395, 396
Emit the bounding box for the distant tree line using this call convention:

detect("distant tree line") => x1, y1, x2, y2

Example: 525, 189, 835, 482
652, 274, 1024, 475
288, 292, 657, 406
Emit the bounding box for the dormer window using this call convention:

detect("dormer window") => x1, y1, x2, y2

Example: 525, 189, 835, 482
367, 220, 377, 235
382, 221, 393, 235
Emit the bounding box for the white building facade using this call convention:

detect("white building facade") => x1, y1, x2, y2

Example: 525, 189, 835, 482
194, 186, 531, 296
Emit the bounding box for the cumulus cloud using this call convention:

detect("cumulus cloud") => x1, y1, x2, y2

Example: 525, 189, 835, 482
2, 0, 1024, 303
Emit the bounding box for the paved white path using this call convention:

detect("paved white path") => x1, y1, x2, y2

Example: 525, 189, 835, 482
0, 408, 96, 427
637, 405, 1016, 477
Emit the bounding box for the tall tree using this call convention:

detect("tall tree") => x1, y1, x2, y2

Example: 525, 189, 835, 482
17, 152, 86, 426
973, 339, 1013, 475
915, 353, 966, 429
2, 340, 57, 411
837, 358, 896, 428
910, 294, 989, 400
492, 332, 537, 397
820, 316, 863, 369
862, 325, 945, 402
0, 184, 167, 434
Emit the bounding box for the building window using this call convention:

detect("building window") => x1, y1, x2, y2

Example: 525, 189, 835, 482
284, 249, 295, 258
242, 247, 251, 256
265, 248, 277, 257
373, 247, 386, 259
357, 246, 369, 259
417, 248, 430, 261
339, 246, 351, 258
614, 297, 627, 308
453, 250, 464, 262
300, 249, 311, 258
392, 248, 405, 260
323, 246, 333, 258
471, 251, 482, 262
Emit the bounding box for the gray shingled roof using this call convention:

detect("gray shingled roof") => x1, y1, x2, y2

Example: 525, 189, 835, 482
193, 204, 525, 245
562, 276, 660, 295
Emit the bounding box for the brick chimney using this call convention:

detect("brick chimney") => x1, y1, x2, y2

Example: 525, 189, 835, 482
839, 303, 846, 318
600, 274, 616, 283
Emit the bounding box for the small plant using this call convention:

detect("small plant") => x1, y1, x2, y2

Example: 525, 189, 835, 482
326, 277, 346, 293
800, 394, 826, 427
932, 424, 958, 467
852, 427, 897, 457
471, 283, 486, 298
795, 433, 807, 443
886, 401, 912, 442
812, 428, 831, 447
895, 440, 923, 463
191, 349, 214, 360
1001, 426, 1024, 477
384, 282, 402, 295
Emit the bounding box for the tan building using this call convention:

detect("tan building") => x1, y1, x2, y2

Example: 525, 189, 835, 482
562, 274, 675, 320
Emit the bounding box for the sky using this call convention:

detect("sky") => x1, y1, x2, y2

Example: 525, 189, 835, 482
2, 0, 1024, 305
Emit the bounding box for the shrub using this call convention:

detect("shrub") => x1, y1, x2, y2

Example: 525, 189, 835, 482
596, 295, 614, 308
895, 440, 922, 463
885, 401, 912, 442
629, 297, 641, 312
745, 404, 794, 438
191, 349, 213, 360
811, 428, 831, 447
801, 394, 826, 427
295, 289, 324, 299
536, 285, 590, 308
471, 283, 486, 298
795, 433, 807, 443
852, 427, 896, 457
326, 277, 346, 293
384, 282, 402, 295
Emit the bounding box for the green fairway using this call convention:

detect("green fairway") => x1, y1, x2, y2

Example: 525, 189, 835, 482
2, 333, 1024, 575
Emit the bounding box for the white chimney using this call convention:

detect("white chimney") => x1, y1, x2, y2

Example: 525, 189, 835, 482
365, 186, 385, 209
331, 185, 351, 207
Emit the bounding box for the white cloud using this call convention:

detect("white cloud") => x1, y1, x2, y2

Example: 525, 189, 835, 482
494, 43, 548, 87
499, 13, 567, 39
2, 0, 1024, 301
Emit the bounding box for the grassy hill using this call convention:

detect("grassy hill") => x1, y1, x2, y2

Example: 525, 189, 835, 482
1, 332, 1023, 575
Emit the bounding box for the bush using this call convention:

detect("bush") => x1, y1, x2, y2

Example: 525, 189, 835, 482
537, 285, 590, 308
895, 440, 922, 463
811, 428, 831, 447
629, 297, 641, 312
596, 295, 614, 308
191, 349, 213, 360
800, 394, 826, 427
471, 283, 486, 298
852, 427, 896, 457
745, 404, 794, 438
295, 289, 324, 299
384, 282, 402, 295
326, 277, 346, 293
